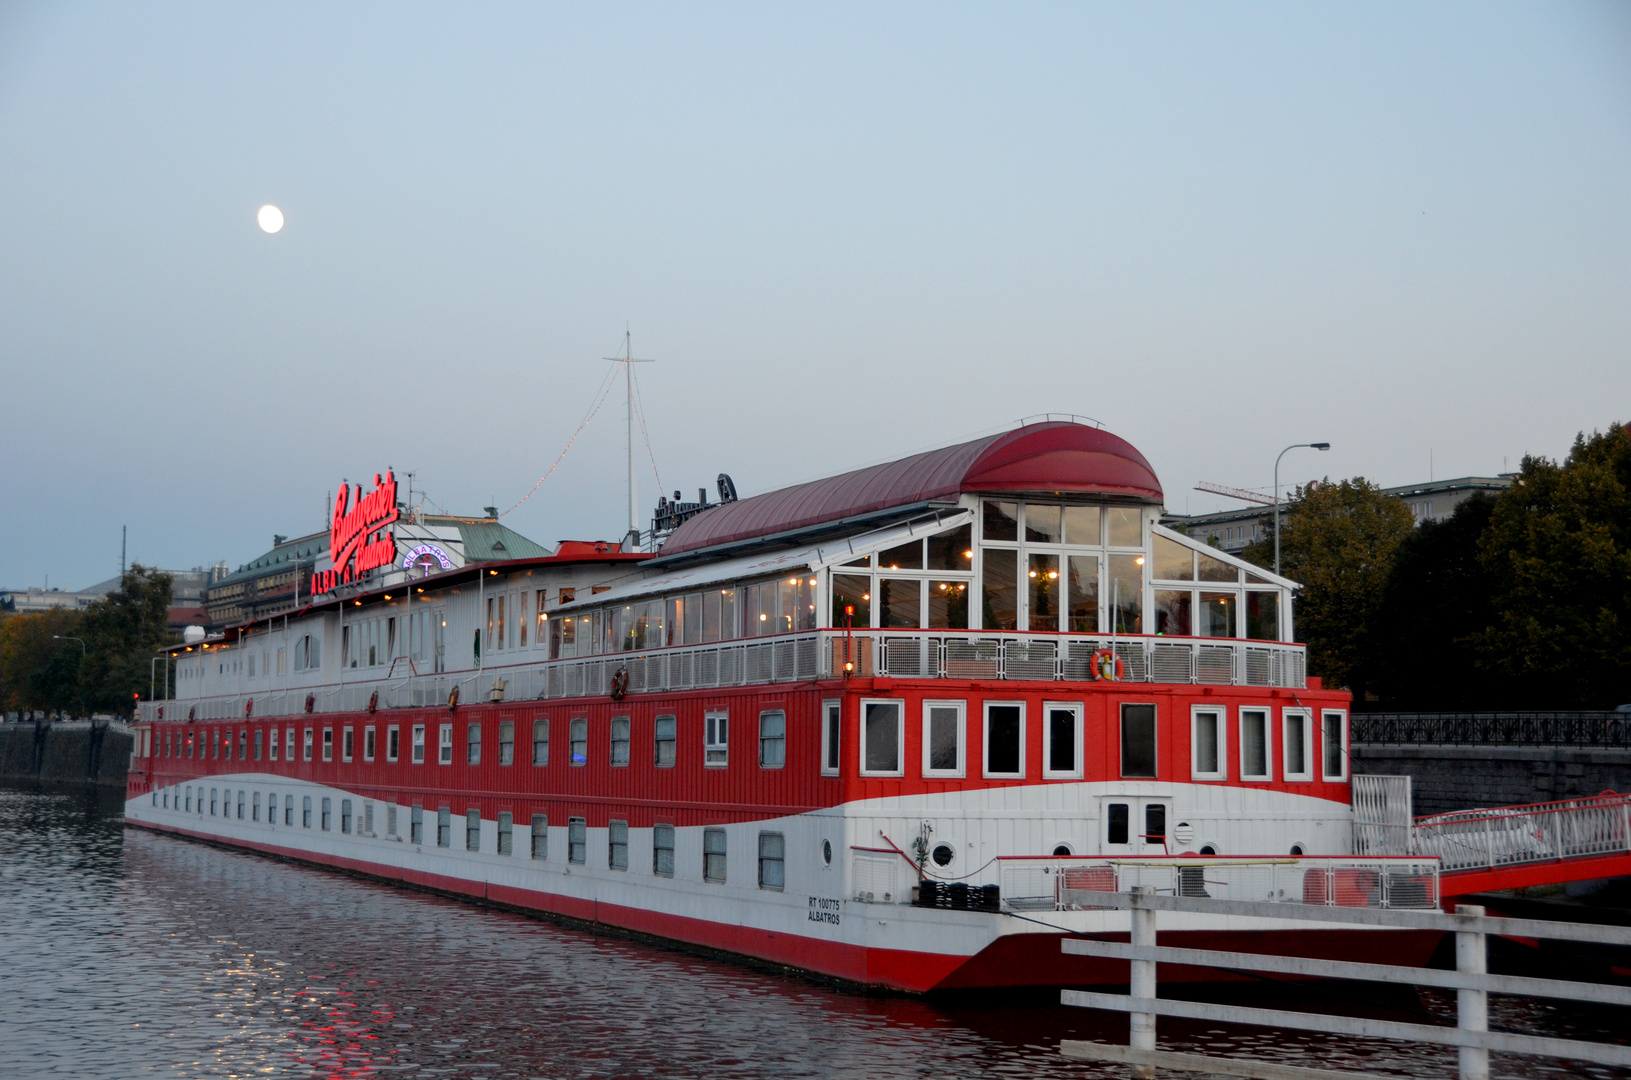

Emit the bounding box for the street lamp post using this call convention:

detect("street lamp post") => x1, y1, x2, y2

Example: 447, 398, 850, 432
1274, 442, 1331, 576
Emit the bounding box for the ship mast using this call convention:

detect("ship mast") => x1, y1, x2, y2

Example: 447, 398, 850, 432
605, 330, 654, 552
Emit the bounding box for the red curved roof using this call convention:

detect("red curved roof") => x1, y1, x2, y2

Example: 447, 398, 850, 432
659, 421, 1162, 557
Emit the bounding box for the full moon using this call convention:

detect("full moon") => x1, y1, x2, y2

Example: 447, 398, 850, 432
257, 205, 284, 233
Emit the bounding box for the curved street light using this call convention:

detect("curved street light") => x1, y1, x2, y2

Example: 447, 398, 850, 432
1274, 443, 1331, 576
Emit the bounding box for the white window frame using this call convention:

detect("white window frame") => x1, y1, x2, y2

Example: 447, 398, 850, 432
569, 717, 588, 766
1239, 707, 1272, 781
1041, 701, 1084, 779
758, 710, 786, 770
1282, 707, 1314, 781
820, 699, 841, 777
859, 699, 905, 777
982, 700, 1027, 780
341, 726, 354, 763
363, 724, 375, 763
1321, 709, 1349, 781
920, 699, 966, 778
438, 722, 454, 765
704, 709, 729, 768
302, 728, 314, 762
1190, 705, 1227, 781
410, 724, 425, 764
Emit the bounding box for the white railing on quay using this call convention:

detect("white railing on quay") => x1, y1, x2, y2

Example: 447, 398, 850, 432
1059, 889, 1631, 1080
136, 629, 1307, 723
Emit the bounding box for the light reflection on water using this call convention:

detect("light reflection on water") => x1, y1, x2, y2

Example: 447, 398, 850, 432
0, 783, 1627, 1079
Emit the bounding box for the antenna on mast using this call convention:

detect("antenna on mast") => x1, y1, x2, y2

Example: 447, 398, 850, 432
604, 328, 655, 552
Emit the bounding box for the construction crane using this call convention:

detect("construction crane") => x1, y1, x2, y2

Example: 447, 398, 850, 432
1193, 481, 1274, 506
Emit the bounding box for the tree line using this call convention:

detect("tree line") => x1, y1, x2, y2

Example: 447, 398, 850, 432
1242, 424, 1630, 710
0, 566, 173, 720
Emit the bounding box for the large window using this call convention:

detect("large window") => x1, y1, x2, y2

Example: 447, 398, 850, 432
1322, 710, 1347, 781
569, 718, 587, 766
1192, 707, 1225, 780
704, 711, 728, 767
1108, 554, 1145, 634
653, 824, 675, 876
610, 717, 630, 766
1044, 703, 1082, 778
758, 832, 785, 891
758, 711, 785, 769
860, 701, 903, 776
981, 549, 1018, 631
922, 701, 964, 777
532, 718, 549, 765
1120, 703, 1157, 778
821, 700, 841, 776
984, 703, 1024, 778
608, 820, 629, 870
654, 715, 676, 767
1247, 592, 1280, 641
703, 828, 727, 883
1283, 709, 1313, 781
1028, 553, 1060, 631
1240, 708, 1271, 780
831, 575, 871, 628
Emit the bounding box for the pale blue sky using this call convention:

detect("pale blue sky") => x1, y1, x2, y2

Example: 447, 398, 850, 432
3, 3, 1628, 589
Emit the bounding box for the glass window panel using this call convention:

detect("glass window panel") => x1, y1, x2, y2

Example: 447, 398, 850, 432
654, 715, 676, 767
1242, 709, 1269, 778
927, 706, 960, 772
1108, 554, 1144, 634
1067, 555, 1100, 633
983, 500, 1018, 542
652, 824, 674, 875
1027, 553, 1061, 631
927, 524, 973, 571
1246, 592, 1279, 641
879, 540, 922, 571
666, 596, 681, 646
1197, 551, 1236, 582
1194, 710, 1220, 775
701, 591, 721, 642
927, 580, 970, 629
718, 589, 739, 639
879, 578, 922, 629
981, 549, 1018, 631
796, 576, 818, 631
831, 575, 872, 627
1245, 570, 1271, 584
1199, 592, 1236, 638
778, 578, 797, 634
1152, 535, 1194, 581
1155, 590, 1192, 636
758, 711, 785, 768
1107, 507, 1143, 547
1323, 711, 1346, 779
1107, 803, 1129, 845
1120, 703, 1157, 778
1145, 804, 1166, 843
683, 593, 702, 643
1024, 504, 1063, 544
1063, 505, 1101, 546
1048, 708, 1076, 773
863, 702, 901, 773
1285, 713, 1307, 776
703, 827, 726, 882
985, 705, 1022, 775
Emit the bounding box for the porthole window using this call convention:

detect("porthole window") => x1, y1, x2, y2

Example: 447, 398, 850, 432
1199, 844, 1218, 856
1290, 843, 1306, 857
1051, 844, 1073, 857
931, 842, 955, 868
821, 839, 833, 866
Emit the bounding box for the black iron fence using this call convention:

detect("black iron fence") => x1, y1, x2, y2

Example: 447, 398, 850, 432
1353, 712, 1631, 749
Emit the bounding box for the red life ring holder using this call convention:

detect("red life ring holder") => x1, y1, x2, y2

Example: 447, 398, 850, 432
1091, 648, 1124, 681
367, 690, 379, 714
304, 694, 315, 714
245, 698, 254, 718
610, 667, 630, 702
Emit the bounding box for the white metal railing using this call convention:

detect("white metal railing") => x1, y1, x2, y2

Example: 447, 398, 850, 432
1034, 855, 1441, 913
137, 629, 1306, 722
1413, 793, 1631, 872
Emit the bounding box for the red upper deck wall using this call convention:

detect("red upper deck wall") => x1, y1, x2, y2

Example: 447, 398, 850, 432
659, 421, 1163, 557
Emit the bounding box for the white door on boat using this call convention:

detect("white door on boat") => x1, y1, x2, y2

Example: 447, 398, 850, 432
1100, 798, 1172, 856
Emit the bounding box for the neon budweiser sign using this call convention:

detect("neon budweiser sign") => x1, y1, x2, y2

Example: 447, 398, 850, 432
311, 472, 399, 596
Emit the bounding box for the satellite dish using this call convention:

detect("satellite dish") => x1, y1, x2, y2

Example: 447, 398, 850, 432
717, 474, 738, 503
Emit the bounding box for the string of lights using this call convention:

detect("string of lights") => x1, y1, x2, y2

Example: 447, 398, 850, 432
630, 361, 664, 494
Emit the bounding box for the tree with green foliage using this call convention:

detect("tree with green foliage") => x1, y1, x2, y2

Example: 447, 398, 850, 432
74, 564, 174, 716
1474, 424, 1631, 708
0, 608, 84, 717
1242, 478, 1414, 697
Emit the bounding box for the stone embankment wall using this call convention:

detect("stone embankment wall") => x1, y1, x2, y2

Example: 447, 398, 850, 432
1352, 744, 1631, 817
0, 722, 132, 788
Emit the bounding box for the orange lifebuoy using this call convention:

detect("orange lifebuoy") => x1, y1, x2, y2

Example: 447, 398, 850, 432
1090, 648, 1124, 681
610, 667, 630, 701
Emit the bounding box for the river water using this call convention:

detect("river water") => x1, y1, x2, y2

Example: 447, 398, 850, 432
1, 782, 1626, 1079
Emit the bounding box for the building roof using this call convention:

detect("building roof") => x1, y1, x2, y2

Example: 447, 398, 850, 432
656, 420, 1161, 560
213, 532, 329, 589
422, 515, 554, 562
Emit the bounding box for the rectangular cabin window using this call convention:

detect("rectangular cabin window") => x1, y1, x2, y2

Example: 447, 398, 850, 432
239, 729, 248, 760
1064, 505, 1101, 545
238, 790, 245, 819
303, 728, 314, 762
610, 717, 630, 766
830, 574, 871, 628
1284, 709, 1313, 780
410, 804, 423, 845
821, 700, 841, 776
1108, 554, 1145, 634
497, 812, 513, 855
268, 729, 279, 762
1107, 507, 1143, 547
466, 809, 480, 851
608, 820, 629, 870
719, 588, 739, 639
879, 578, 923, 629
251, 791, 260, 821
364, 802, 374, 835
1107, 802, 1130, 845
1028, 553, 1061, 631
1120, 703, 1157, 778
530, 814, 547, 859
439, 723, 453, 765
1192, 707, 1225, 779
499, 721, 514, 765
981, 549, 1018, 631
341, 799, 352, 834
363, 725, 375, 762
1240, 708, 1271, 780
1025, 504, 1063, 544
386, 725, 399, 762
342, 727, 354, 763
1199, 592, 1235, 638
1154, 590, 1191, 636
983, 500, 1018, 542
1247, 591, 1280, 641
653, 824, 675, 876
1145, 803, 1167, 846
568, 817, 586, 864
466, 722, 481, 766
682, 594, 702, 643
758, 832, 785, 891
569, 718, 587, 766
286, 727, 296, 762
1322, 710, 1348, 780
879, 538, 922, 571
1152, 534, 1194, 580
928, 523, 973, 571
704, 711, 728, 767
302, 796, 313, 829
254, 730, 263, 761
532, 718, 549, 765
411, 725, 425, 764
922, 701, 964, 777
210, 788, 218, 815
703, 828, 727, 883
322, 727, 333, 762
758, 711, 785, 769
321, 797, 332, 831
517, 594, 527, 648
861, 700, 903, 776
1068, 555, 1100, 632
1044, 703, 1082, 778
385, 804, 395, 837
928, 580, 970, 630
437, 806, 451, 847
984, 703, 1024, 777
213, 730, 220, 760
654, 715, 676, 767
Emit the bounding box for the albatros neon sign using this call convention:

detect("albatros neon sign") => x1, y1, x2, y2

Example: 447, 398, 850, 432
402, 543, 454, 575
311, 472, 399, 596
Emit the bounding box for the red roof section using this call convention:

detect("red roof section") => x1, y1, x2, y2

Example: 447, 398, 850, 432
659, 421, 1161, 556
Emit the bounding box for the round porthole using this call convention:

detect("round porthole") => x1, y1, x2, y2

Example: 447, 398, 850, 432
1199, 844, 1218, 856
1290, 843, 1305, 857
822, 839, 833, 865
1052, 844, 1073, 857
931, 842, 955, 868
